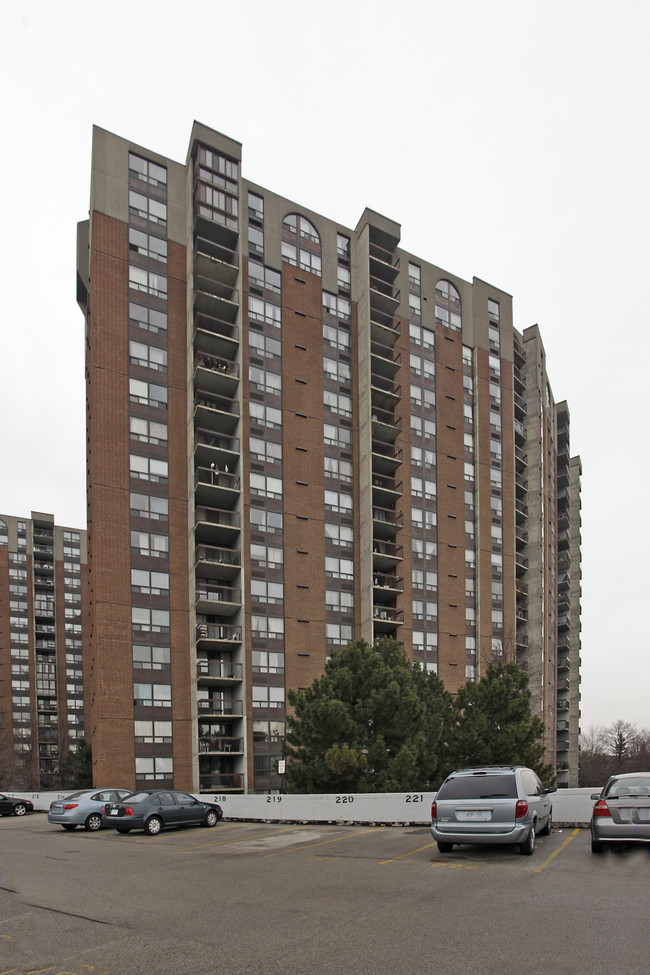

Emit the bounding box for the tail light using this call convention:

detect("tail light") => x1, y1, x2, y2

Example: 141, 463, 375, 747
592, 799, 611, 818
431, 801, 437, 820
124, 807, 134, 817
515, 800, 528, 819
62, 803, 79, 810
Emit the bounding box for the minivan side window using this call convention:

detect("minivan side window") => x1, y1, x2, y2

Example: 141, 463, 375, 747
521, 770, 539, 796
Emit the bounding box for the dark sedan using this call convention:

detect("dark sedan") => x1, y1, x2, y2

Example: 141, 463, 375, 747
0, 793, 34, 817
102, 790, 223, 835
591, 771, 650, 853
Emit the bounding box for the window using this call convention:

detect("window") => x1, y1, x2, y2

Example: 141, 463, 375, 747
249, 402, 282, 430
131, 531, 169, 558
251, 616, 285, 639
324, 456, 352, 483
129, 228, 167, 263
325, 557, 354, 580
249, 296, 281, 327
132, 644, 170, 669
250, 437, 282, 463
249, 366, 281, 395
250, 472, 282, 500
129, 190, 167, 226
324, 490, 353, 514
324, 390, 351, 418
130, 493, 168, 520
129, 417, 168, 445
129, 266, 168, 298
434, 279, 461, 331
129, 340, 167, 371
130, 455, 168, 483
250, 507, 283, 534
251, 580, 284, 603
129, 153, 167, 187
323, 292, 351, 321
252, 686, 285, 709
323, 322, 351, 351
250, 544, 283, 569
133, 682, 172, 707
324, 357, 351, 384
131, 569, 169, 594
326, 589, 354, 612
249, 330, 281, 360
129, 301, 167, 333
129, 378, 167, 409
408, 263, 421, 286
248, 192, 263, 220
326, 623, 354, 646
252, 651, 284, 673
323, 423, 352, 448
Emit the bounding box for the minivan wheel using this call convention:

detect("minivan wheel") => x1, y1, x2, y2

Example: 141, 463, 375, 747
437, 841, 454, 853
520, 823, 536, 855
144, 816, 163, 836
85, 813, 103, 832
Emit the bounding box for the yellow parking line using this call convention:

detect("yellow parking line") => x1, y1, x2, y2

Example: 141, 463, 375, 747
380, 841, 436, 864
176, 823, 312, 852
534, 828, 580, 872
264, 825, 386, 857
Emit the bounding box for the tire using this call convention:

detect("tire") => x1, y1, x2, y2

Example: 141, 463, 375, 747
520, 823, 536, 856
539, 810, 552, 836
85, 813, 103, 832
204, 810, 218, 828
13, 803, 28, 817
437, 841, 454, 853
63, 824, 77, 831
116, 827, 131, 834
591, 836, 605, 854
144, 816, 163, 836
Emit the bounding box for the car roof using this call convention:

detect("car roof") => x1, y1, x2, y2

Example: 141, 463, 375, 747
449, 766, 524, 774
608, 771, 650, 780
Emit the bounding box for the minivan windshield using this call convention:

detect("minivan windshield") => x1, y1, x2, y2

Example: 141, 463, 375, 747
437, 774, 518, 800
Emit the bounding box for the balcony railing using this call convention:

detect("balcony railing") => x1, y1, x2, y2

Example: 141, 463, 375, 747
195, 584, 241, 606
198, 772, 245, 791
196, 546, 241, 568
196, 624, 242, 643
197, 659, 243, 679
195, 505, 241, 529
196, 352, 239, 379
198, 736, 243, 754
197, 698, 243, 717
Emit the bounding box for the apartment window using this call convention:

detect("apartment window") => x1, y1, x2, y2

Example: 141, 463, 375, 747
248, 226, 264, 255
324, 390, 352, 418
250, 507, 283, 534
248, 261, 281, 295
134, 720, 172, 743
132, 644, 170, 668
130, 455, 168, 483
129, 153, 167, 187
326, 623, 354, 646
252, 686, 285, 709
133, 683, 172, 707
129, 190, 167, 226
129, 301, 167, 333
408, 263, 421, 286
129, 340, 167, 371
130, 417, 168, 445
130, 493, 169, 520
250, 437, 282, 463
324, 456, 352, 483
323, 292, 351, 321
323, 423, 352, 448
249, 330, 282, 360
252, 651, 285, 673
324, 357, 351, 384
250, 472, 282, 500
198, 146, 238, 182
434, 279, 462, 331
251, 580, 284, 603
326, 589, 354, 612
249, 366, 281, 396
337, 265, 351, 292
337, 234, 350, 259
409, 293, 422, 318
323, 322, 351, 351
129, 228, 167, 263
129, 379, 167, 409
250, 544, 283, 569
325, 557, 354, 580
324, 490, 353, 514
129, 265, 167, 298
488, 298, 500, 323
251, 616, 285, 639
131, 569, 169, 595
248, 192, 264, 220
249, 402, 282, 430
131, 531, 169, 558
248, 296, 281, 327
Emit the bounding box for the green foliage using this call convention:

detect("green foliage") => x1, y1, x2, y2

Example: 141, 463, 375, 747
61, 740, 93, 789
286, 650, 555, 794
445, 663, 555, 786
286, 638, 451, 793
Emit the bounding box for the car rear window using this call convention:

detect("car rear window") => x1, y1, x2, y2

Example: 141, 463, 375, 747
437, 774, 518, 800
124, 792, 150, 803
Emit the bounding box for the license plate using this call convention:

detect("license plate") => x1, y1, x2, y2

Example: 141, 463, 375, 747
459, 810, 490, 822
110, 809, 119, 816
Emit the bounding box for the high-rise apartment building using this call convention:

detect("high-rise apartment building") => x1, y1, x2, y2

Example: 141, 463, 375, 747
77, 122, 582, 792
0, 512, 88, 789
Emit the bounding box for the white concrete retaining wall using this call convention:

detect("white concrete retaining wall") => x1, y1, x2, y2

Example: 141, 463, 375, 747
9, 787, 597, 826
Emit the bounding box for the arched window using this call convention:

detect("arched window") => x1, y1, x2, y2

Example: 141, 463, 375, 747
435, 279, 461, 332
281, 214, 322, 276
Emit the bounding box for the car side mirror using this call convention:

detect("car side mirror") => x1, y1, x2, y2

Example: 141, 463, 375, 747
590, 793, 601, 800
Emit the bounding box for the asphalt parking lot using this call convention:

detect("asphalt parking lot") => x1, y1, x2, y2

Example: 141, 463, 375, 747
1, 814, 648, 975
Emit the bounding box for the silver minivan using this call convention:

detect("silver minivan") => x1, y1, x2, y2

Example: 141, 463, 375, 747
430, 766, 555, 856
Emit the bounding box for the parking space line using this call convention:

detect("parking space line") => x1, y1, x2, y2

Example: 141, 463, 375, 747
379, 841, 436, 864
534, 828, 580, 872
175, 823, 313, 852
264, 825, 386, 857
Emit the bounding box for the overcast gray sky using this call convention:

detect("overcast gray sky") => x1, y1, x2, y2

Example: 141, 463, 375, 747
1, 0, 648, 734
